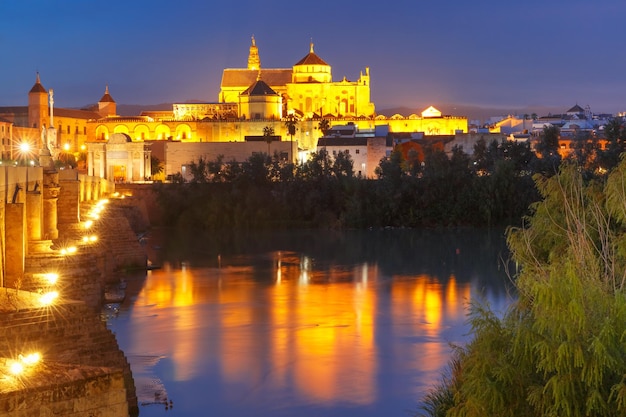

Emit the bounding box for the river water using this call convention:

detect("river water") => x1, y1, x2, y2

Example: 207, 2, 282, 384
106, 228, 515, 417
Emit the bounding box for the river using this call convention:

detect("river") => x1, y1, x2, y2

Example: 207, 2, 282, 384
106, 228, 515, 417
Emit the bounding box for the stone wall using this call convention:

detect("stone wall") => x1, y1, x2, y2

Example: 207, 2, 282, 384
0, 296, 138, 416
1, 167, 149, 416
114, 184, 161, 227
0, 364, 128, 417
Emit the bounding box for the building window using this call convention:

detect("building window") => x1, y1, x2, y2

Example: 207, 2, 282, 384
67, 126, 70, 134
345, 149, 349, 154
84, 127, 86, 134
355, 149, 360, 154
75, 126, 78, 134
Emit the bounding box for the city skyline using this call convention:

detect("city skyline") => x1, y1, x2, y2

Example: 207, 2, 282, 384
1, 0, 625, 118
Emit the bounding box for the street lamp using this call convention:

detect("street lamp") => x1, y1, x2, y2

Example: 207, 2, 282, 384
18, 141, 32, 166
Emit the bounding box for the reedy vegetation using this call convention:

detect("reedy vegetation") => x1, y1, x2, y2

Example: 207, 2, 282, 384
419, 156, 626, 417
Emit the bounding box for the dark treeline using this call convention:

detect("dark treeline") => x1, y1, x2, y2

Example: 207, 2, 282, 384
153, 122, 626, 231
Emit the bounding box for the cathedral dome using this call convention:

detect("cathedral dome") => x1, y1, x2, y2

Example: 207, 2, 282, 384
294, 43, 329, 66
292, 42, 331, 83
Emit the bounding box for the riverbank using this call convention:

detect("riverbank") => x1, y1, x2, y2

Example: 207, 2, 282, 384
0, 193, 151, 416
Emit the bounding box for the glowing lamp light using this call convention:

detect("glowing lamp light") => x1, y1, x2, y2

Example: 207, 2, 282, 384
82, 235, 98, 243
84, 220, 94, 229
40, 291, 59, 306
10, 362, 24, 375
18, 142, 31, 153
9, 352, 42, 375
43, 273, 58, 285
63, 143, 70, 151
21, 353, 41, 366
60, 246, 77, 256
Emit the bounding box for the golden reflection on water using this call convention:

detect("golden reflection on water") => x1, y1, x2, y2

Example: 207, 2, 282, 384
129, 251, 472, 406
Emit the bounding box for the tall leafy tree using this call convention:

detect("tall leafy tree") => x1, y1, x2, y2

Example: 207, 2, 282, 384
420, 160, 626, 417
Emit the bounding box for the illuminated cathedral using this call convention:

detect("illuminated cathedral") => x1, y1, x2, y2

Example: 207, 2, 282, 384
2, 37, 468, 182
219, 36, 376, 119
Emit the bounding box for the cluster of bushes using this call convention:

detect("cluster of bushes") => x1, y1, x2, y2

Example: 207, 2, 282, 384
153, 122, 626, 231
154, 140, 541, 230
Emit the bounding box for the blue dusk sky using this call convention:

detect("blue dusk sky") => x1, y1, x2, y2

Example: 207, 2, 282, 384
0, 0, 624, 117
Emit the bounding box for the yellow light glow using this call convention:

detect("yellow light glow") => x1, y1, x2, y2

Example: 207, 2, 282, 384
10, 362, 23, 375
84, 220, 93, 229
63, 143, 70, 151
40, 291, 59, 306
21, 352, 41, 366
60, 246, 77, 256
82, 235, 98, 243
18, 142, 31, 153
43, 273, 58, 285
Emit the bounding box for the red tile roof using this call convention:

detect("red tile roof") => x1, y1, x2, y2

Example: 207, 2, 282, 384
221, 69, 291, 88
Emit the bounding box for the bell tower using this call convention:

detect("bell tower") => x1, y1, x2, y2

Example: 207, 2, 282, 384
247, 35, 261, 71
98, 85, 117, 117
28, 72, 48, 129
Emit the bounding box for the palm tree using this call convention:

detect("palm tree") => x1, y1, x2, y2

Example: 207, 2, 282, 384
318, 119, 330, 137
263, 126, 275, 156
284, 114, 298, 142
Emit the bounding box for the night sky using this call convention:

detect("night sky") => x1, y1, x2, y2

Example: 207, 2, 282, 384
1, 0, 624, 118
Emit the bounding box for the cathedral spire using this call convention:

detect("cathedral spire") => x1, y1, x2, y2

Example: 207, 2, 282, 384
29, 71, 47, 93
248, 35, 261, 71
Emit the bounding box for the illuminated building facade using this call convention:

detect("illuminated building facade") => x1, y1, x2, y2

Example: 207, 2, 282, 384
0, 74, 107, 158
220, 37, 375, 119
2, 39, 468, 181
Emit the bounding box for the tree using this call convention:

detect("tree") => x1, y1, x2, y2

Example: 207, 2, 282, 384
284, 114, 298, 142
535, 124, 561, 158
599, 118, 626, 171
332, 150, 354, 178
375, 149, 405, 184
151, 155, 164, 178
532, 125, 562, 176
420, 160, 626, 417
263, 125, 275, 156
318, 119, 330, 137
